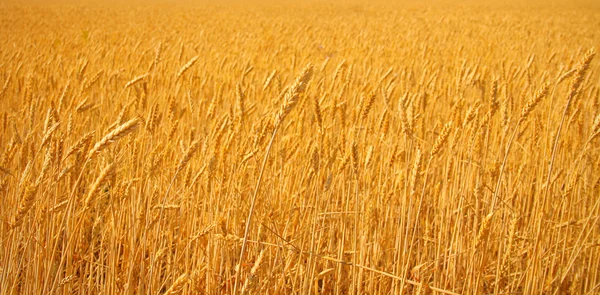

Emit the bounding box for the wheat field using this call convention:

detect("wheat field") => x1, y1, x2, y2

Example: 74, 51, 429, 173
1, 0, 599, 294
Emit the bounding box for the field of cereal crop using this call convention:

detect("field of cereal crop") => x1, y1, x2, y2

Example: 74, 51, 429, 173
1, 0, 599, 294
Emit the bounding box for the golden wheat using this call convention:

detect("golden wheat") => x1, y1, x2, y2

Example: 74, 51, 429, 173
1, 1, 599, 294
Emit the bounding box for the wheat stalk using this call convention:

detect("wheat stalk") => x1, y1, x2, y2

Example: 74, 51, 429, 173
234, 64, 313, 294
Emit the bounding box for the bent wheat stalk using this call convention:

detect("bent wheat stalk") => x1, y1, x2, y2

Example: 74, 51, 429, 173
233, 64, 313, 294
46, 118, 140, 293
491, 83, 548, 210
148, 139, 200, 283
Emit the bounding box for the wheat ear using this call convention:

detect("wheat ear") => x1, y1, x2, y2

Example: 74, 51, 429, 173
11, 184, 38, 229
165, 273, 189, 294
82, 162, 115, 211
87, 118, 140, 160
176, 56, 199, 81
